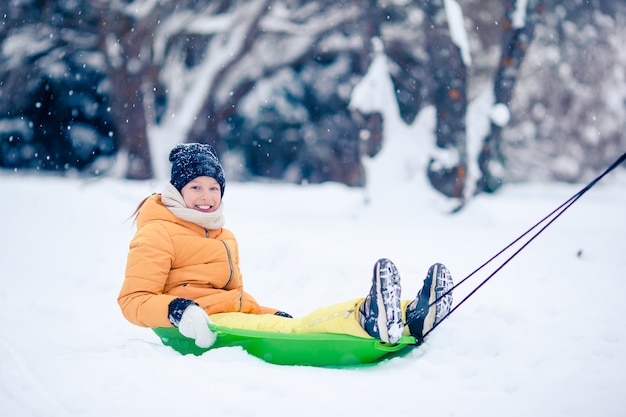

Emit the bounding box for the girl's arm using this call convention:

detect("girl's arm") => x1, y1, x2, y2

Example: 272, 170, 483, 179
118, 223, 178, 328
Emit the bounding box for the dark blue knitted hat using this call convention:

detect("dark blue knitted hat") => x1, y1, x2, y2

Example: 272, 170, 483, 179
169, 143, 225, 196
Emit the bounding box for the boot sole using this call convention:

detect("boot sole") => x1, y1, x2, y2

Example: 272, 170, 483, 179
374, 259, 403, 344
423, 263, 453, 333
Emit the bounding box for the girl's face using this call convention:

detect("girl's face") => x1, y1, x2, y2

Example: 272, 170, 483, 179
180, 176, 222, 213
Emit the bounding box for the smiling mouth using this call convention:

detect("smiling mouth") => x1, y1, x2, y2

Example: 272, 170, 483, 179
195, 205, 213, 212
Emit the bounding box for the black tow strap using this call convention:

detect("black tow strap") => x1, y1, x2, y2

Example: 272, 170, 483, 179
421, 151, 626, 339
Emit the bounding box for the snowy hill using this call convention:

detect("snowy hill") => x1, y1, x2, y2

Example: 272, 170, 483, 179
1, 164, 625, 416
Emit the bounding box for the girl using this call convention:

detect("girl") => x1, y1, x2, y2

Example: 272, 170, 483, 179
118, 143, 453, 348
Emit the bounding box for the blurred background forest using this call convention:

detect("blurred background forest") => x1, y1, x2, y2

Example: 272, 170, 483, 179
1, 0, 624, 199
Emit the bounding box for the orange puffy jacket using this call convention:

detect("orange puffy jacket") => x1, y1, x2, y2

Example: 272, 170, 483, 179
118, 194, 278, 328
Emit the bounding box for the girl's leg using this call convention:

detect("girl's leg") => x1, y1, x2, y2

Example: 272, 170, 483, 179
210, 258, 412, 341
210, 298, 415, 339
210, 298, 411, 337
210, 298, 372, 338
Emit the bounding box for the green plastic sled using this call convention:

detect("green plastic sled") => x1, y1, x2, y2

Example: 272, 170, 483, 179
152, 324, 417, 367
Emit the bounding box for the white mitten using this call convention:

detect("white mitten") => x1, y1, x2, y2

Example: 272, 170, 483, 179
178, 304, 217, 348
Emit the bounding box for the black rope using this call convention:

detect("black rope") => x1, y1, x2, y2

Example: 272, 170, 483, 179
417, 151, 626, 340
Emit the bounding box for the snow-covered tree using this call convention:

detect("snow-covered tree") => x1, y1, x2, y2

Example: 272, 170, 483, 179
500, 0, 626, 183
1, 0, 624, 196
476, 0, 543, 194
0, 1, 117, 172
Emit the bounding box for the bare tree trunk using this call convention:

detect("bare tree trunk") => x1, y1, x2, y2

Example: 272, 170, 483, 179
108, 62, 153, 180
186, 0, 365, 158
354, 0, 384, 158
186, 0, 271, 154
97, 4, 157, 180
476, 0, 543, 193
423, 0, 468, 199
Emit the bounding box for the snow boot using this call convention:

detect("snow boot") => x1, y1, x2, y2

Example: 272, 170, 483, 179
406, 263, 453, 341
358, 258, 404, 344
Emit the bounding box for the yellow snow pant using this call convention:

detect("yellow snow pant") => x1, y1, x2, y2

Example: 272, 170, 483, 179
210, 298, 413, 339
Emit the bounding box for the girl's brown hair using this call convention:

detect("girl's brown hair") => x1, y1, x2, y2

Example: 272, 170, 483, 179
129, 195, 153, 223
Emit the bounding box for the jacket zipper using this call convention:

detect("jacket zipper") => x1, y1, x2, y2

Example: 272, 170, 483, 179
219, 240, 235, 289
206, 230, 239, 311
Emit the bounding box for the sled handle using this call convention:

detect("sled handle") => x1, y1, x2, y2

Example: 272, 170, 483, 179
374, 338, 416, 352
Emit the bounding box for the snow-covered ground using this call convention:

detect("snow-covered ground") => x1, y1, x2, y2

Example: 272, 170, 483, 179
2, 1, 625, 414
1, 156, 625, 416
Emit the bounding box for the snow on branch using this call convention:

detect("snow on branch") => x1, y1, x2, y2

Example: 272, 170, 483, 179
511, 0, 529, 29
349, 38, 396, 115
444, 0, 472, 66
153, 8, 238, 62
261, 4, 361, 37
120, 0, 161, 19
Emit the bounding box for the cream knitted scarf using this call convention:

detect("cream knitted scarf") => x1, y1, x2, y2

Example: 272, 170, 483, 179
161, 182, 225, 230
